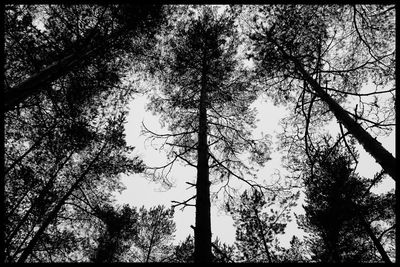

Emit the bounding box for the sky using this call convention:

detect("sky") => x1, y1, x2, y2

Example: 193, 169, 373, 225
116, 88, 395, 247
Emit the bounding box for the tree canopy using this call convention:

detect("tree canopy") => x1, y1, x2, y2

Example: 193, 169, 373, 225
3, 4, 395, 264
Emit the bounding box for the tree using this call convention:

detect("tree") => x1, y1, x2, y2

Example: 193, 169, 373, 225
129, 205, 176, 262
169, 234, 235, 263
8, 114, 144, 263
4, 5, 149, 263
228, 188, 299, 262
246, 5, 396, 180
91, 204, 139, 263
297, 135, 394, 263
4, 4, 164, 111
211, 237, 236, 263
276, 235, 308, 262
144, 6, 270, 263
170, 235, 195, 263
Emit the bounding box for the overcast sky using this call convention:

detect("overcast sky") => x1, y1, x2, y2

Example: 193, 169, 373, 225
116, 86, 395, 247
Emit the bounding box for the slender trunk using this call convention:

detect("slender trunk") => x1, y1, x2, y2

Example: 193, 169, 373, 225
194, 46, 212, 263
145, 219, 159, 262
5, 151, 73, 247
359, 215, 392, 263
16, 143, 107, 263
4, 29, 124, 112
5, 123, 58, 175
7, 220, 37, 262
5, 49, 93, 112
266, 33, 397, 181
253, 207, 272, 263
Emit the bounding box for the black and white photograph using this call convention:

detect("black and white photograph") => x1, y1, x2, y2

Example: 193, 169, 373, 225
3, 4, 396, 263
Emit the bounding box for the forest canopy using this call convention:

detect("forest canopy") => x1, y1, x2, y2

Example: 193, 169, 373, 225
3, 4, 396, 263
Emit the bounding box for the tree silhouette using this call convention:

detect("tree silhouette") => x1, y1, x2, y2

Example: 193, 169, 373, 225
143, 6, 270, 263
276, 235, 308, 262
130, 205, 176, 262
297, 135, 394, 263
4, 4, 395, 264
228, 188, 299, 262
4, 5, 149, 262
246, 5, 396, 180
4, 4, 163, 111
91, 204, 139, 263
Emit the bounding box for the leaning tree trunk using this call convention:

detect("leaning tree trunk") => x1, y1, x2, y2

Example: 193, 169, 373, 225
16, 142, 108, 263
5, 151, 74, 248
4, 28, 124, 112
359, 214, 392, 263
266, 32, 397, 181
194, 48, 212, 264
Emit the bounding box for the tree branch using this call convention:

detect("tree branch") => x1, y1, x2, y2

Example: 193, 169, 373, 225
171, 195, 196, 211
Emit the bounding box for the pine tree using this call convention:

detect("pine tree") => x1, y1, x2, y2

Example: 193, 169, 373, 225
298, 136, 394, 263
247, 5, 396, 180
144, 6, 270, 263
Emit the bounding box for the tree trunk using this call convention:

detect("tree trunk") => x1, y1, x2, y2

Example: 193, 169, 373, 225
16, 143, 107, 263
145, 216, 160, 263
194, 47, 212, 264
359, 215, 392, 263
4, 29, 123, 112
253, 206, 272, 263
5, 151, 74, 248
266, 33, 397, 181
5, 123, 57, 175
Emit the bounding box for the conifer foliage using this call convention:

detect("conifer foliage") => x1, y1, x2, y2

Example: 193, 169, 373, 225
4, 4, 395, 263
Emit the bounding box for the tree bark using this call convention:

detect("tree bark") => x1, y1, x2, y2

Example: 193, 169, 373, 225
16, 143, 107, 263
266, 33, 397, 181
194, 46, 212, 264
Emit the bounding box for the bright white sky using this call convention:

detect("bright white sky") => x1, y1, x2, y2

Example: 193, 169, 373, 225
116, 88, 395, 248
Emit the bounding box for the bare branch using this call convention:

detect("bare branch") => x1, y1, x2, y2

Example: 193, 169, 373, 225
208, 151, 275, 193
171, 195, 196, 211
141, 121, 196, 138
324, 86, 395, 97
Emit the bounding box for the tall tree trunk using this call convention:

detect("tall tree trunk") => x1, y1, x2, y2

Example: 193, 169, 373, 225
194, 47, 212, 264
4, 29, 123, 112
359, 215, 392, 263
16, 143, 108, 263
266, 33, 397, 181
5, 151, 74, 248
